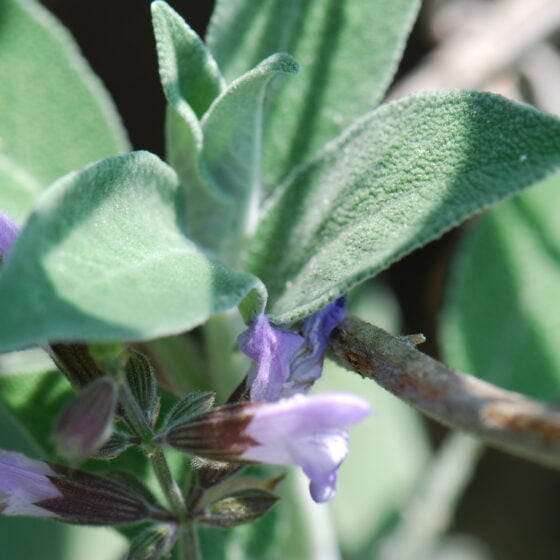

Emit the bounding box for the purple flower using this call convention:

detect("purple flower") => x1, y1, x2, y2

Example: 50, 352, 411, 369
0, 211, 20, 258
161, 392, 371, 503
241, 393, 370, 503
0, 450, 61, 517
238, 296, 346, 400
0, 449, 166, 525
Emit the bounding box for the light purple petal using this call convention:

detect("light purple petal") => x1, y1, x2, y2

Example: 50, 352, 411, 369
284, 296, 346, 395
0, 212, 20, 257
238, 314, 304, 401
291, 430, 348, 503
0, 450, 60, 517
241, 392, 371, 502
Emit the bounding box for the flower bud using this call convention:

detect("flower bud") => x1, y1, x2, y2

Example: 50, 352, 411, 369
52, 375, 118, 463
0, 450, 169, 525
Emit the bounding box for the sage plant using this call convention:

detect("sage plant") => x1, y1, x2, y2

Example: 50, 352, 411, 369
2, 0, 560, 559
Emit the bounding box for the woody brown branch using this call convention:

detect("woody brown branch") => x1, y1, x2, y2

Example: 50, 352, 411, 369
328, 314, 560, 469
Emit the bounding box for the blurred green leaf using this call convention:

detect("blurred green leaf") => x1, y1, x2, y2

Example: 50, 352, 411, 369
442, 172, 560, 400
0, 151, 265, 352
248, 92, 560, 322
207, 0, 420, 190
0, 0, 129, 221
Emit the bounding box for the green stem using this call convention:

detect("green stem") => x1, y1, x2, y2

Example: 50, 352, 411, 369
118, 380, 186, 521
178, 523, 201, 560
149, 448, 186, 520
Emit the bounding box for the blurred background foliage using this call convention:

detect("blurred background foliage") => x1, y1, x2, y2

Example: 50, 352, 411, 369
2, 0, 560, 558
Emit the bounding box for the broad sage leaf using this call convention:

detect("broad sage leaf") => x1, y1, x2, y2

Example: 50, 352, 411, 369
200, 53, 298, 259
442, 173, 560, 401
0, 151, 266, 352
248, 91, 560, 322
0, 0, 129, 220
207, 0, 420, 190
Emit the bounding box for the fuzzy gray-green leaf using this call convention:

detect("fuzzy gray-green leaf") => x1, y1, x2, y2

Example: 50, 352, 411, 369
0, 0, 129, 219
0, 151, 265, 352
207, 0, 420, 190
248, 91, 560, 322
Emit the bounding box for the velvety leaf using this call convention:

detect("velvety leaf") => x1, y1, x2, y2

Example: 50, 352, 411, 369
248, 91, 560, 322
152, 0, 225, 119
200, 53, 298, 258
0, 151, 265, 352
441, 172, 560, 401
0, 0, 129, 219
207, 0, 420, 190
151, 0, 231, 255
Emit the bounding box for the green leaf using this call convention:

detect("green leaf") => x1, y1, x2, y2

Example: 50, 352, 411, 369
151, 0, 232, 256
441, 172, 560, 401
207, 0, 420, 190
0, 151, 265, 352
248, 91, 560, 322
200, 53, 298, 258
0, 0, 129, 220
151, 0, 225, 120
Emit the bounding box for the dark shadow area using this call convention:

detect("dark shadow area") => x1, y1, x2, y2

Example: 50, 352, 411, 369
40, 0, 216, 156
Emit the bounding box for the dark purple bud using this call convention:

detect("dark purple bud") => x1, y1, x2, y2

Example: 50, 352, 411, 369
197, 490, 279, 529
125, 523, 178, 560
52, 375, 118, 463
0, 450, 169, 525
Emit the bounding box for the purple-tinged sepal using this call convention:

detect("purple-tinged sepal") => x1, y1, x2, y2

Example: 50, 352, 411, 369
0, 449, 170, 525
125, 523, 179, 560
156, 402, 260, 461
0, 211, 20, 260
52, 375, 118, 464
